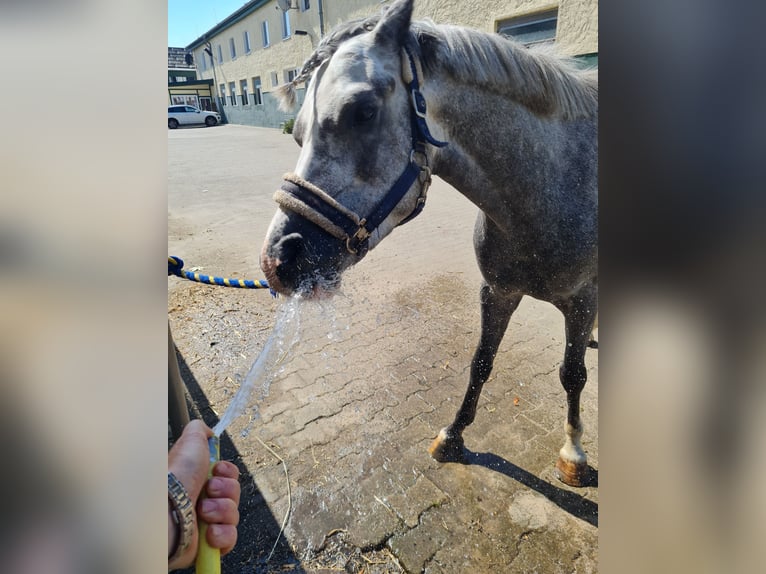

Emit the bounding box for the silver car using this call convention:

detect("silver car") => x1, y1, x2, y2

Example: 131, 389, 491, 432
168, 105, 220, 129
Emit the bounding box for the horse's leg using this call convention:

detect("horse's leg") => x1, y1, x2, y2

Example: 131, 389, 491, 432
429, 282, 521, 462
588, 312, 598, 349
554, 286, 598, 486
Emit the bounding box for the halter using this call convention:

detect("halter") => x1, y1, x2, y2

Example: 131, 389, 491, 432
273, 44, 448, 255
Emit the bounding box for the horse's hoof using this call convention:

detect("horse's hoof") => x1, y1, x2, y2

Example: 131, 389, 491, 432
428, 428, 465, 463
554, 457, 591, 487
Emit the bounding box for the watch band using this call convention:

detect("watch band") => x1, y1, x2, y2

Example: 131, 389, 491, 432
168, 472, 195, 561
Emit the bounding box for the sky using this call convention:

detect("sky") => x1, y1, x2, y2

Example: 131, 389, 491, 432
168, 0, 253, 48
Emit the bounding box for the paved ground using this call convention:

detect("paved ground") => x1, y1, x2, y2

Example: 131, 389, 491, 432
169, 125, 598, 573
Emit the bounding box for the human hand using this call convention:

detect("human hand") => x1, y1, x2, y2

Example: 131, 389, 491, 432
168, 420, 241, 570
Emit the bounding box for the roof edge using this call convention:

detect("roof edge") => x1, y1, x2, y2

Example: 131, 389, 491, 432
185, 0, 271, 51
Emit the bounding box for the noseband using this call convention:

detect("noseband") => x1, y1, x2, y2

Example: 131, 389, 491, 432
273, 44, 448, 255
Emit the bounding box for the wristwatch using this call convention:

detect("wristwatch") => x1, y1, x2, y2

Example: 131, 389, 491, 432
168, 472, 195, 561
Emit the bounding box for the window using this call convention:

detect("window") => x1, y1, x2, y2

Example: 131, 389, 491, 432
283, 68, 299, 83
199, 52, 207, 71
300, 0, 310, 12
217, 44, 223, 63
252, 77, 263, 106
229, 82, 237, 106
229, 37, 236, 59
496, 9, 558, 47
281, 10, 291, 39
262, 21, 270, 47
244, 30, 251, 53
220, 84, 226, 106
270, 71, 279, 87
240, 79, 249, 105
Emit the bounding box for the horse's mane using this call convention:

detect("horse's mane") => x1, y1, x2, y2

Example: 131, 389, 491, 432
276, 13, 597, 119
415, 22, 598, 119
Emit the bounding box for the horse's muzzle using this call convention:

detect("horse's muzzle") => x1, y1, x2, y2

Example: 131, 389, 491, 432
260, 231, 344, 298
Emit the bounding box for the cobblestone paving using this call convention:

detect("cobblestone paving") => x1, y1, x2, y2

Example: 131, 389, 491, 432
169, 125, 598, 573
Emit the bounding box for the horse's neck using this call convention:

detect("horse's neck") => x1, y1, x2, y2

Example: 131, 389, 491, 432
427, 79, 591, 228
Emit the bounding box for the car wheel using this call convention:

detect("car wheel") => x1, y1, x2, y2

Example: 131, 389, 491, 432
205, 116, 217, 127
168, 118, 179, 129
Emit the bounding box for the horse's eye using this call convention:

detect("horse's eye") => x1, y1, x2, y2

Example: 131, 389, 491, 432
353, 105, 377, 125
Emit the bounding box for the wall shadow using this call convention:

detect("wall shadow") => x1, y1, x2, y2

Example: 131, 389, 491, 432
465, 450, 599, 527
172, 346, 306, 573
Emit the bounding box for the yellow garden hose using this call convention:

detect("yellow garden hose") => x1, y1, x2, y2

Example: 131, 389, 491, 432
196, 435, 221, 574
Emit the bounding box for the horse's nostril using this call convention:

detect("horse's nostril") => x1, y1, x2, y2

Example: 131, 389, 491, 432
260, 233, 306, 295
274, 233, 304, 264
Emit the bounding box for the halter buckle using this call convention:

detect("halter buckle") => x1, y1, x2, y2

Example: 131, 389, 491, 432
411, 89, 428, 119
346, 219, 370, 254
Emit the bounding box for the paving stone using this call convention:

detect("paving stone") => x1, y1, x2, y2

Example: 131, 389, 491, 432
385, 474, 449, 528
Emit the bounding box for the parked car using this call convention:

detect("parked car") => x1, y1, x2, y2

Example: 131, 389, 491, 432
168, 105, 221, 129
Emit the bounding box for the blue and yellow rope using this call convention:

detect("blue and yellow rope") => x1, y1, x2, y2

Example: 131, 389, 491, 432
168, 256, 272, 292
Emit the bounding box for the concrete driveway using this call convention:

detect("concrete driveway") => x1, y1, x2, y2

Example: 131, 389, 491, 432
169, 125, 598, 573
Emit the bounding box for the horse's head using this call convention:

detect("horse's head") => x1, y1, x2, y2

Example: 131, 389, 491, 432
260, 0, 445, 297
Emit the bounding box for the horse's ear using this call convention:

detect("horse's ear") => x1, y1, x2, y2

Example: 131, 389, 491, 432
372, 0, 414, 48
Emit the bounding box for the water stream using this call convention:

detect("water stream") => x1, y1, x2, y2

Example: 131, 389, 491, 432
212, 297, 304, 437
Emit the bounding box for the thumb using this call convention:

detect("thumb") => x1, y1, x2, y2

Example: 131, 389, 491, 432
168, 420, 214, 501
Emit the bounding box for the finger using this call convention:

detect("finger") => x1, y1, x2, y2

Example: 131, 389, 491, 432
206, 524, 238, 555
206, 477, 241, 505
184, 419, 213, 439
199, 498, 239, 526
212, 460, 239, 480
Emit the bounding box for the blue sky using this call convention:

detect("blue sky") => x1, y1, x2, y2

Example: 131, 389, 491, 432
168, 0, 252, 48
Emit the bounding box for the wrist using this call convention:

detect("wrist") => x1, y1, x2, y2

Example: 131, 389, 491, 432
168, 472, 195, 564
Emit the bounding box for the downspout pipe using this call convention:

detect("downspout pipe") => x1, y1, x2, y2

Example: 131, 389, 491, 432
318, 0, 325, 37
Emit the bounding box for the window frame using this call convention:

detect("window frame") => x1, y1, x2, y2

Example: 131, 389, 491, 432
496, 9, 558, 47
281, 10, 291, 39
229, 37, 236, 59
252, 76, 263, 106
244, 30, 251, 54
228, 81, 237, 106
284, 68, 299, 83
262, 21, 270, 48
240, 79, 249, 106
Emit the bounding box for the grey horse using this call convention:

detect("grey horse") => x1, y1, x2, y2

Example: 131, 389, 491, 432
261, 0, 597, 486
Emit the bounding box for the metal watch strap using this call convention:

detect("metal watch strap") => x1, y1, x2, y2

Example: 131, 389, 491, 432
168, 472, 195, 561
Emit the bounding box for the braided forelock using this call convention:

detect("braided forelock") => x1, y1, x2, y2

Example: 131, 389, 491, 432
275, 14, 381, 111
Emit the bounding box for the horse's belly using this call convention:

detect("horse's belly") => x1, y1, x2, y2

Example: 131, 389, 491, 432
476, 244, 596, 300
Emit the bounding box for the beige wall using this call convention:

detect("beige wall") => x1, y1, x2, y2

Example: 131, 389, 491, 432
319, 0, 596, 55
557, 0, 598, 55
192, 0, 596, 108
192, 3, 321, 101
413, 0, 597, 55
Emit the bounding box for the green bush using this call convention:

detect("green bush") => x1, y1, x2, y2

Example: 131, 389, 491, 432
282, 118, 295, 134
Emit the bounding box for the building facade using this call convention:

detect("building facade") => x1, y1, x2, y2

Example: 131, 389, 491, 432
168, 47, 218, 111
185, 0, 597, 128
